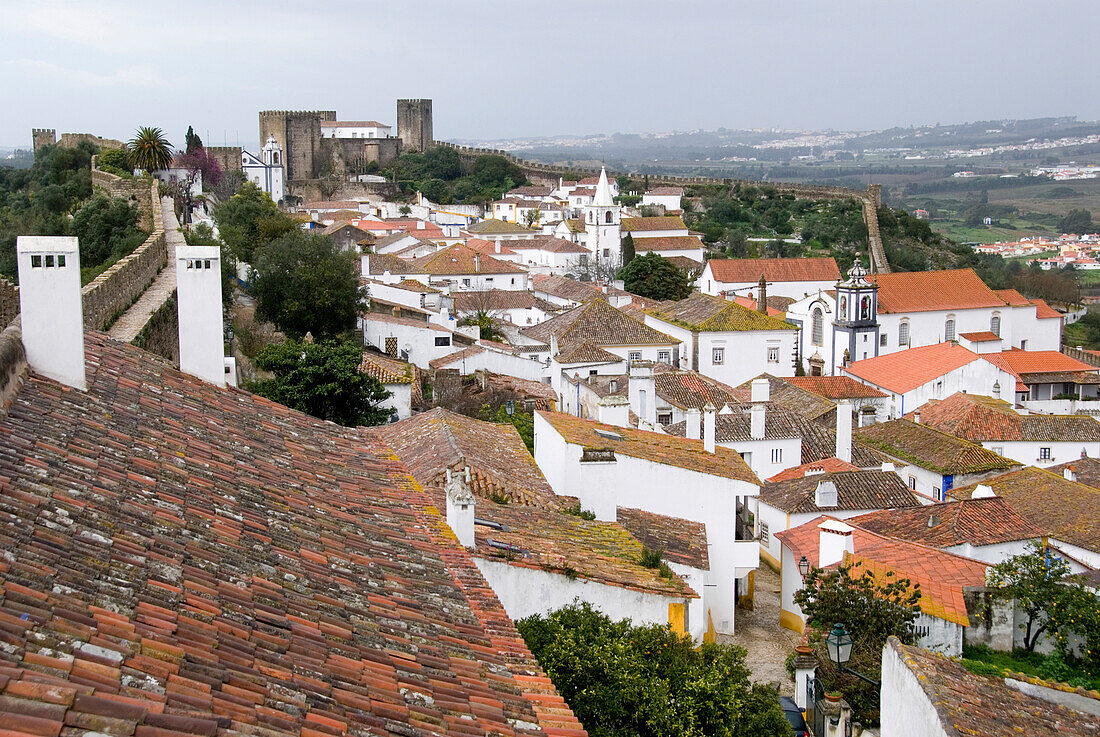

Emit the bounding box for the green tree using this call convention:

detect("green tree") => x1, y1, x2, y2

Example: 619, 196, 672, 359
1059, 208, 1094, 235
249, 339, 393, 426
617, 253, 693, 301
621, 233, 636, 266
476, 403, 534, 452
127, 126, 173, 173
96, 148, 131, 177
251, 230, 365, 339
212, 182, 288, 263
184, 126, 203, 154
988, 542, 1082, 653
517, 603, 790, 737
70, 193, 146, 267
470, 154, 528, 190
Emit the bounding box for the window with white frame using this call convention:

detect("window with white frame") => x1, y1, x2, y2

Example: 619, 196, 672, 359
628, 351, 641, 362
712, 347, 725, 365
908, 476, 916, 490
759, 521, 769, 545
658, 350, 671, 364
767, 346, 780, 363
1040, 447, 1052, 461
991, 313, 1001, 337
880, 334, 888, 347
811, 308, 824, 346
771, 448, 782, 464
899, 320, 910, 346
945, 315, 956, 341
933, 486, 942, 501
657, 412, 673, 426
992, 446, 1004, 456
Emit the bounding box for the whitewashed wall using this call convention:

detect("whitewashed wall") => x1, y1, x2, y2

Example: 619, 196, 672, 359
880, 641, 951, 737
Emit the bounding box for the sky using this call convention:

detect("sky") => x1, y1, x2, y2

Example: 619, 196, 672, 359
1, 0, 1097, 150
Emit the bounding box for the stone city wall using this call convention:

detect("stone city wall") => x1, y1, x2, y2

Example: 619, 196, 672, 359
91, 160, 159, 231
133, 292, 179, 366
0, 319, 26, 416
206, 146, 243, 173
0, 277, 18, 328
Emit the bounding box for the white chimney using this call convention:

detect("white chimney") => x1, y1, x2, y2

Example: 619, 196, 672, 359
881, 461, 895, 473
836, 399, 853, 464
629, 362, 657, 428
473, 252, 481, 273
815, 480, 838, 507
818, 518, 855, 568
176, 245, 225, 387
686, 407, 701, 440
16, 236, 86, 390
750, 377, 771, 403
703, 402, 716, 454
445, 466, 475, 548
1063, 467, 1077, 482
579, 447, 618, 521
417, 220, 425, 230
971, 484, 996, 499
913, 409, 921, 424
598, 395, 630, 428
749, 403, 765, 440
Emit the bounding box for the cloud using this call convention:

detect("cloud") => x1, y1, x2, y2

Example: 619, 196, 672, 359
5, 58, 166, 87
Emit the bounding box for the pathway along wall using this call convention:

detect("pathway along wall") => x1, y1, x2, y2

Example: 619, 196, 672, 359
433, 140, 891, 273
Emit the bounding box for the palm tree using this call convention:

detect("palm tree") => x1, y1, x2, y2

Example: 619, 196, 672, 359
128, 126, 173, 173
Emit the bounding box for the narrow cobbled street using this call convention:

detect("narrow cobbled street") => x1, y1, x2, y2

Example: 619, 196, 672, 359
727, 565, 801, 695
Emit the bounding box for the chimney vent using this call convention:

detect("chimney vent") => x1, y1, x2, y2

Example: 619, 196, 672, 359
815, 480, 838, 507
686, 407, 701, 440
818, 518, 855, 568
703, 402, 716, 454
835, 399, 853, 463
750, 403, 766, 440
445, 465, 475, 548
16, 236, 86, 391
750, 377, 770, 403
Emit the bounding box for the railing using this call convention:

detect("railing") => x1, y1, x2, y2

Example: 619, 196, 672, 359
807, 674, 825, 736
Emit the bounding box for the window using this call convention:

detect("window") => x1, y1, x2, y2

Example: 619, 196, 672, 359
992, 446, 1004, 456
1063, 382, 1074, 396
605, 211, 612, 224
811, 308, 824, 346
945, 316, 956, 341
759, 521, 769, 545
434, 336, 451, 347
933, 486, 942, 501
771, 448, 783, 464
712, 347, 725, 365
658, 350, 671, 364
767, 346, 780, 363
462, 278, 471, 287
1039, 447, 1052, 461
609, 380, 617, 393
30, 255, 42, 268
990, 314, 1001, 337
657, 412, 673, 426
860, 295, 871, 320
880, 334, 888, 347
1021, 339, 1028, 350
628, 351, 641, 362
908, 476, 916, 490
899, 320, 910, 346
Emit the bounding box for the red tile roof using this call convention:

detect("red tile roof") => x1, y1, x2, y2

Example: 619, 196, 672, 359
358, 350, 415, 384
616, 507, 709, 569
767, 457, 861, 482
760, 470, 920, 514
705, 257, 840, 284
523, 298, 679, 353
407, 244, 527, 275
909, 392, 1100, 443
645, 187, 684, 196
786, 375, 888, 400
849, 497, 1043, 548
1030, 298, 1063, 319
872, 269, 1005, 313
464, 237, 515, 255
843, 342, 980, 394
994, 288, 1030, 306
632, 235, 705, 252
0, 332, 587, 736
981, 349, 1095, 378
958, 331, 1002, 342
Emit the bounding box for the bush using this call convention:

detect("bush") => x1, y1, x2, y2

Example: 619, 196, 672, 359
70, 193, 146, 267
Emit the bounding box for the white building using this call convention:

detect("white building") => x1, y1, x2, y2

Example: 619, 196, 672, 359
583, 168, 623, 267
241, 136, 285, 204
362, 312, 460, 370
320, 120, 392, 139
405, 244, 530, 292
697, 257, 840, 300
358, 351, 417, 421
640, 186, 684, 212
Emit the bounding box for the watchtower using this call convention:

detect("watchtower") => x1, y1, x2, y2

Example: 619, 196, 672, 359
396, 99, 433, 153
258, 110, 336, 181
32, 129, 56, 154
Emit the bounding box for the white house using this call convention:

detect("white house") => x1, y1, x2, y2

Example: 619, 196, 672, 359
320, 120, 392, 139
697, 257, 840, 300
644, 292, 800, 388
534, 409, 762, 637
358, 350, 418, 421
499, 237, 592, 275
640, 186, 684, 212
405, 244, 530, 292
429, 343, 548, 382
451, 289, 561, 327
362, 312, 460, 370
241, 136, 285, 204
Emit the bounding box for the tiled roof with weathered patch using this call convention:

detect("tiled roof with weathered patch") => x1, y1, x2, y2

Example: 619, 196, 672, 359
1031, 298, 1063, 319
887, 638, 1100, 735
632, 235, 705, 252
849, 497, 1044, 548
646, 292, 795, 332
645, 187, 684, 196
561, 218, 586, 234
616, 507, 709, 569
537, 411, 760, 485
373, 410, 695, 598
767, 457, 861, 482
452, 289, 560, 315
500, 236, 589, 254
428, 344, 485, 370
959, 330, 1002, 342
994, 287, 1030, 306
531, 274, 600, 303
911, 392, 1100, 442
466, 220, 537, 235
786, 375, 888, 400
621, 216, 688, 232
705, 257, 840, 284
363, 252, 413, 275
952, 466, 1100, 553
855, 418, 1020, 475
871, 268, 1006, 313
407, 244, 528, 275
843, 342, 981, 394
654, 371, 739, 411
1048, 456, 1100, 490
523, 298, 679, 351
359, 349, 415, 384
0, 333, 586, 737
760, 470, 921, 514
555, 341, 622, 365
322, 221, 370, 238
464, 237, 516, 255
733, 375, 836, 423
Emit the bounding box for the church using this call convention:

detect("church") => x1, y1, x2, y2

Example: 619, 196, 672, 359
241, 134, 286, 204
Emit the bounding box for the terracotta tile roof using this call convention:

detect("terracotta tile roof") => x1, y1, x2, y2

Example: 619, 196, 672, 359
466, 220, 537, 235
958, 330, 1002, 342
523, 298, 679, 353
0, 333, 586, 737
358, 349, 415, 384
730, 295, 786, 317
562, 218, 586, 233
733, 374, 837, 423
855, 418, 1020, 475
952, 466, 1100, 552
536, 410, 760, 484
452, 289, 560, 314
760, 470, 920, 514
994, 287, 1030, 306
616, 507, 709, 569
843, 342, 981, 394
767, 457, 861, 482
464, 237, 516, 255
407, 244, 528, 275
911, 392, 1100, 442
391, 278, 441, 294
887, 638, 1100, 735
654, 371, 739, 411
786, 375, 888, 400
849, 497, 1044, 548
531, 274, 601, 303
705, 257, 840, 284
621, 216, 687, 232
500, 236, 589, 254
1017, 370, 1100, 384
321, 221, 369, 237
555, 341, 622, 364
1031, 298, 1063, 319
1048, 456, 1100, 490
645, 187, 684, 196
428, 344, 485, 370
982, 349, 1095, 378
507, 185, 553, 197
321, 120, 388, 127
871, 269, 1005, 313
632, 235, 705, 252
480, 373, 558, 405
363, 311, 451, 332
646, 292, 795, 332
362, 252, 413, 275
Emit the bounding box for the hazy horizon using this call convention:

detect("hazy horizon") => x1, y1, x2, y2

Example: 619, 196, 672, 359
2, 0, 1097, 150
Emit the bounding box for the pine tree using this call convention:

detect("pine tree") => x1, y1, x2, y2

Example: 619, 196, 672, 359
185, 126, 203, 154
621, 233, 636, 265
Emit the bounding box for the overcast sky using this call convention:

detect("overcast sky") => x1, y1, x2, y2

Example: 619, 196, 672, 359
1, 0, 1096, 149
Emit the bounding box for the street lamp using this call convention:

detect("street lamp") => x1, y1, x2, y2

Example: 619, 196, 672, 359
825, 623, 880, 688
798, 556, 811, 577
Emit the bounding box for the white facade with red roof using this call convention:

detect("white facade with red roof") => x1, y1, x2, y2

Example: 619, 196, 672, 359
698, 257, 840, 300
641, 186, 684, 211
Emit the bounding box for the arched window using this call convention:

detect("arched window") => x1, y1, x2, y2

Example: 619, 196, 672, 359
990, 313, 1001, 337
273, 152, 279, 164
860, 295, 871, 321
588, 211, 593, 224
945, 315, 956, 342
899, 320, 910, 346
811, 308, 824, 346
838, 296, 847, 320
605, 211, 612, 224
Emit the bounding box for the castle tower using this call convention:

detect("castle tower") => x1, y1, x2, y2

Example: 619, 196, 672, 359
584, 167, 622, 265
258, 110, 336, 181
32, 129, 56, 155
832, 258, 879, 365
396, 99, 433, 153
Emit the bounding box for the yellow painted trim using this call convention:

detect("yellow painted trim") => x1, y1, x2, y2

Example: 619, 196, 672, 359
704, 611, 717, 644
668, 602, 686, 635
760, 547, 781, 571
780, 608, 806, 634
